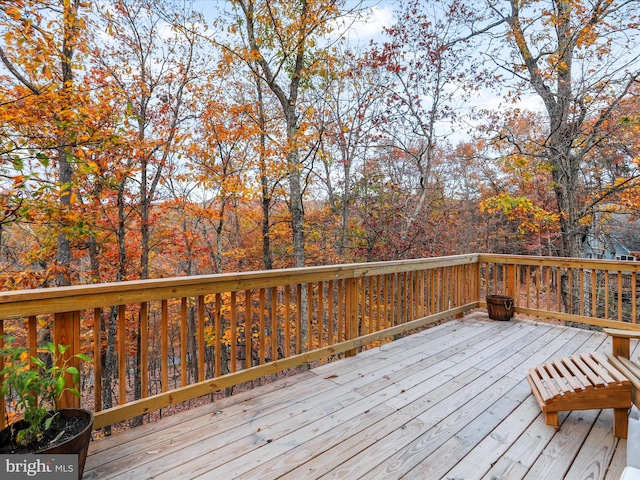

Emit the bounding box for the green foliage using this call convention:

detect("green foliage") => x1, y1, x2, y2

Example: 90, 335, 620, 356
0, 337, 89, 447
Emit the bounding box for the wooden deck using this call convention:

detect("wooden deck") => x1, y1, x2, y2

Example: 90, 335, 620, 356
84, 312, 637, 479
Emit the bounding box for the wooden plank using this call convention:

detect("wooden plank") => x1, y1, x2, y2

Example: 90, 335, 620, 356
604, 436, 627, 480
552, 357, 581, 391
572, 354, 604, 387
544, 360, 571, 393
404, 391, 527, 479
606, 354, 640, 391
522, 409, 601, 480
536, 364, 562, 397
95, 324, 478, 478
528, 369, 553, 402
592, 352, 628, 384
84, 316, 628, 480
562, 356, 591, 388
444, 395, 541, 480
481, 412, 569, 480
580, 352, 616, 384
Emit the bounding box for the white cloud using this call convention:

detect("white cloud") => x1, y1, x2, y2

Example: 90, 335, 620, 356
350, 6, 394, 40
333, 5, 395, 43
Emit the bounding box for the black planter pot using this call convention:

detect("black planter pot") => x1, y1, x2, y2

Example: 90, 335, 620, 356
0, 408, 93, 479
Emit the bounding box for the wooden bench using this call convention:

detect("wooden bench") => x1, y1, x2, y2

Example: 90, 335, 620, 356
602, 328, 640, 478
526, 351, 631, 438
604, 328, 640, 403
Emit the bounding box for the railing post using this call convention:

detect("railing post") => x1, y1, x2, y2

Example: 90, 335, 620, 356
345, 278, 359, 357
54, 311, 81, 409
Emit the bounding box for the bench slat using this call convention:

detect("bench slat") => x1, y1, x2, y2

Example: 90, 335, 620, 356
562, 356, 591, 389
593, 352, 629, 385
552, 358, 582, 391
536, 364, 563, 398
572, 354, 604, 387
545, 360, 572, 393
581, 352, 616, 385
528, 368, 553, 402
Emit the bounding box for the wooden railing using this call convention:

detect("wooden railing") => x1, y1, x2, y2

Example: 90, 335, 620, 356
3, 253, 640, 432
480, 254, 640, 331
0, 255, 479, 430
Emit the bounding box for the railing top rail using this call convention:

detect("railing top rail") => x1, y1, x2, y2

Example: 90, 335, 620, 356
0, 254, 478, 320
478, 253, 640, 272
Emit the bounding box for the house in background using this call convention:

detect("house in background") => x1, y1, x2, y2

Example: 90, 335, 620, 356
583, 212, 640, 261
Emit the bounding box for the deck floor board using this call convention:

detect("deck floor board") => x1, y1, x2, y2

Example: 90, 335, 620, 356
84, 312, 636, 479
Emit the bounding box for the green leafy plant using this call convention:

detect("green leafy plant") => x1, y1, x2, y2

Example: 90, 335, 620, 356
0, 337, 90, 447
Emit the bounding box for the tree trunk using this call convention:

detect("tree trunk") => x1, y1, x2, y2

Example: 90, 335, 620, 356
256, 75, 273, 270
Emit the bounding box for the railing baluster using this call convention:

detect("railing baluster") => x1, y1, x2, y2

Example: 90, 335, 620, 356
180, 298, 188, 386
605, 271, 610, 319
307, 283, 313, 352
1, 319, 5, 429
375, 276, 381, 331
284, 286, 291, 356
633, 272, 637, 324
117, 305, 126, 405
259, 289, 266, 364
230, 291, 237, 373
319, 282, 325, 345
245, 290, 252, 369
28, 316, 37, 372
94, 308, 102, 411
618, 271, 623, 322
391, 273, 396, 327
591, 269, 598, 318
345, 278, 358, 357
337, 279, 344, 342
214, 293, 221, 378
161, 300, 168, 392
296, 284, 302, 354
366, 277, 372, 334
197, 297, 204, 383
579, 269, 585, 317
271, 286, 277, 361
327, 280, 334, 345
140, 303, 149, 396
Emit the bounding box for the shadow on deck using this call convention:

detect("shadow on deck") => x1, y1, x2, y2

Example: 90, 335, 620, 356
84, 312, 634, 479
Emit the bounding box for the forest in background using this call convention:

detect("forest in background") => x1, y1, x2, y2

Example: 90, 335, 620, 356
1, 0, 640, 290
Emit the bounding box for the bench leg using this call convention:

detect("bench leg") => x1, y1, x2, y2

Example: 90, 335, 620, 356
614, 407, 629, 439
545, 412, 559, 429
